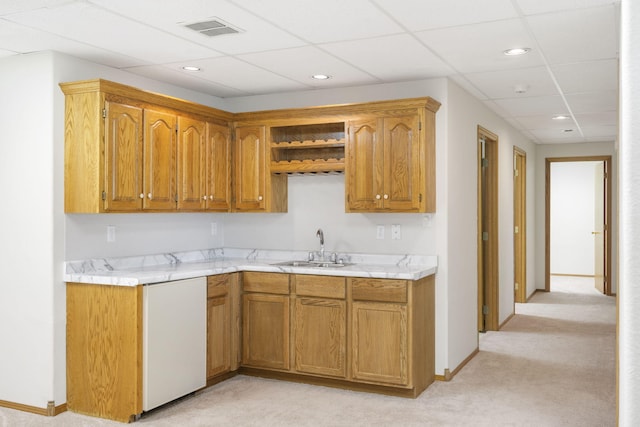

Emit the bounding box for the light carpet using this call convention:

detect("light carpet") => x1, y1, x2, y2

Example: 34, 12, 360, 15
0, 276, 616, 426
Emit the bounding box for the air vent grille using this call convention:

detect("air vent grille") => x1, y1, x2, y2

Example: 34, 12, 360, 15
184, 19, 240, 37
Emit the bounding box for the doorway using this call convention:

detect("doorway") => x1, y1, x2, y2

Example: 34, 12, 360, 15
513, 147, 527, 303
545, 156, 612, 295
477, 126, 499, 332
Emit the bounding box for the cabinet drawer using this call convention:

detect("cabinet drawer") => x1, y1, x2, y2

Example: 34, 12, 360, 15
207, 275, 230, 298
243, 272, 290, 295
295, 275, 345, 299
351, 278, 407, 303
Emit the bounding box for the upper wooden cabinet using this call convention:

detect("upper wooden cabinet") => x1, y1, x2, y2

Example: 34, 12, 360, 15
346, 101, 439, 213
233, 125, 287, 212
60, 79, 233, 213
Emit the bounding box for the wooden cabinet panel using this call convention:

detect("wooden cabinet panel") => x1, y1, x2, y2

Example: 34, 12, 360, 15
66, 283, 142, 423
143, 109, 177, 210
243, 272, 290, 294
346, 119, 381, 211
295, 274, 345, 299
351, 278, 407, 303
294, 298, 346, 378
177, 116, 206, 210
384, 115, 420, 211
205, 122, 231, 211
234, 125, 266, 211
242, 293, 290, 370
207, 295, 231, 378
104, 101, 143, 211
351, 301, 408, 386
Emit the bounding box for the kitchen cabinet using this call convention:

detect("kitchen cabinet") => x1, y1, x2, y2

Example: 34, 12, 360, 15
60, 79, 233, 213
67, 283, 142, 422
349, 276, 434, 393
206, 273, 240, 383
233, 125, 287, 212
242, 272, 290, 370
293, 275, 346, 378
345, 99, 439, 213
205, 122, 232, 211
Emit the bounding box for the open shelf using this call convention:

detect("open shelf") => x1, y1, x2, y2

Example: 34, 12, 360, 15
270, 123, 345, 174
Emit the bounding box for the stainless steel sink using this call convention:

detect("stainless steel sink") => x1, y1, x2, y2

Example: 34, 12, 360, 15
272, 260, 352, 268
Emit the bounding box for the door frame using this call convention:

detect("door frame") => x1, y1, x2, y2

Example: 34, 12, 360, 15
545, 156, 612, 294
477, 126, 499, 332
513, 147, 527, 303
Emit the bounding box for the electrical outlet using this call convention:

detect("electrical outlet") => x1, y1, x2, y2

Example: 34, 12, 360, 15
376, 225, 385, 240
106, 225, 116, 242
391, 224, 401, 240
211, 222, 217, 236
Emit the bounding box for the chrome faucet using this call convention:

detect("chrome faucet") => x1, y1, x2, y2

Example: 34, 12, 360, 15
316, 228, 325, 260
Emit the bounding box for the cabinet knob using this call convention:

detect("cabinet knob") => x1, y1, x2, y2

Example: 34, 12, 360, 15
147, 193, 152, 200
375, 194, 381, 200
258, 195, 263, 201
209, 195, 214, 200
203, 195, 208, 200
139, 193, 144, 199
384, 194, 389, 200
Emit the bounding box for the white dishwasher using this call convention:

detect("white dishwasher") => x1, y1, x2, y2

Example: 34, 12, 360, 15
143, 277, 207, 412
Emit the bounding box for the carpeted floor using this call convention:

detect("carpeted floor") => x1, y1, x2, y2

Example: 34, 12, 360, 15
0, 276, 616, 427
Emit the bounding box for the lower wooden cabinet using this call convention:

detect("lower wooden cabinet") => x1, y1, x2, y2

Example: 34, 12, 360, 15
206, 274, 240, 382
241, 272, 290, 370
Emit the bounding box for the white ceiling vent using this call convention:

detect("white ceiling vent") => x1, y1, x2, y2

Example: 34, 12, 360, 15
184, 18, 241, 37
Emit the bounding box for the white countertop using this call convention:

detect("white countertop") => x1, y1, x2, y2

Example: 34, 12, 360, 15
65, 248, 438, 286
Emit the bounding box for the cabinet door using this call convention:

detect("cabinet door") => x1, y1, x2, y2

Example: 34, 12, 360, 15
177, 116, 206, 210
205, 122, 231, 211
104, 101, 143, 211
143, 109, 177, 210
242, 293, 290, 370
234, 125, 266, 211
351, 301, 408, 386
207, 295, 231, 378
294, 298, 346, 378
346, 119, 383, 211
383, 115, 421, 211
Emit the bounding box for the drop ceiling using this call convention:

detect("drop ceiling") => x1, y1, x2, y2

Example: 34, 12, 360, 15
0, 0, 620, 144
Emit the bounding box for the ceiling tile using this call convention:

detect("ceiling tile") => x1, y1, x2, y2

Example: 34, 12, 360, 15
88, 0, 306, 55
565, 91, 618, 113
239, 46, 379, 87
416, 19, 545, 74
450, 75, 489, 100
526, 6, 619, 64
574, 111, 618, 126
514, 114, 577, 130
493, 94, 566, 116
6, 2, 219, 64
321, 34, 454, 81
231, 0, 403, 43
157, 56, 310, 94
373, 0, 518, 31
464, 66, 558, 99
515, 0, 620, 15
528, 128, 586, 143
552, 59, 618, 94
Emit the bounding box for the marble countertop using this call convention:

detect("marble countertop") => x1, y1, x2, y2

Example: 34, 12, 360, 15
64, 248, 438, 286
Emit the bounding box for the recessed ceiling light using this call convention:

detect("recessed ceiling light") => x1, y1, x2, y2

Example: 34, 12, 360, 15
182, 66, 201, 72
312, 74, 331, 80
503, 47, 531, 56
552, 114, 570, 120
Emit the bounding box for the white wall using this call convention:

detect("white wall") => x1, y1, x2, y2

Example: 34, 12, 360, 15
550, 162, 598, 275
534, 142, 617, 294
619, 0, 640, 423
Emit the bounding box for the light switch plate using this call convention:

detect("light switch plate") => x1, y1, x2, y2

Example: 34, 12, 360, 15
391, 224, 401, 240
376, 225, 385, 240
107, 225, 116, 242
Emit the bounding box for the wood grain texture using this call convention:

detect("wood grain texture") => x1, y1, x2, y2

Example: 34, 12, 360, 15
177, 116, 206, 210
294, 274, 345, 299
351, 278, 407, 303
242, 293, 290, 370
243, 272, 290, 294
205, 122, 232, 211
143, 109, 177, 210
66, 283, 142, 423
294, 298, 346, 378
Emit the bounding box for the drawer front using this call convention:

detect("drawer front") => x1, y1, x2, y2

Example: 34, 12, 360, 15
295, 275, 345, 299
243, 272, 290, 295
351, 278, 407, 303
207, 274, 229, 298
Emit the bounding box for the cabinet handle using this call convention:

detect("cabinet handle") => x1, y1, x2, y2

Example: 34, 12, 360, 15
147, 193, 152, 200
258, 195, 263, 201
375, 194, 381, 200
384, 194, 389, 200
139, 193, 144, 199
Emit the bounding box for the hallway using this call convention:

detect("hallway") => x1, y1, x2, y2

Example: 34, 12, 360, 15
0, 277, 616, 426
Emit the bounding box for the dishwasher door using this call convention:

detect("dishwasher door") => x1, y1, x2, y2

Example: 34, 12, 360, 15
143, 277, 207, 412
